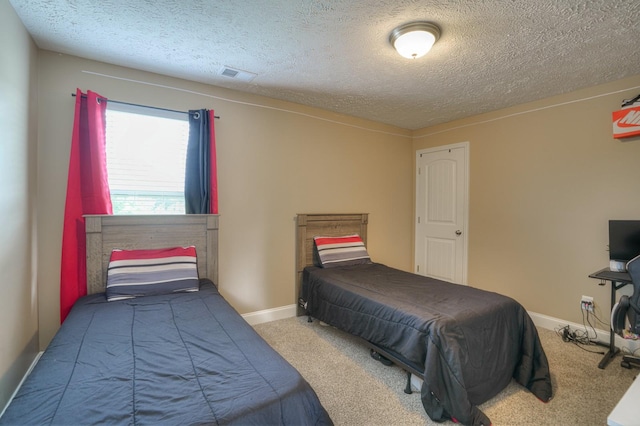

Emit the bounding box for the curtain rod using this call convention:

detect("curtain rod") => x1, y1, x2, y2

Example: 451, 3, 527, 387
71, 93, 220, 119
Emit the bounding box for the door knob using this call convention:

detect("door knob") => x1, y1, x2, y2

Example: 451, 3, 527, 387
455, 230, 462, 236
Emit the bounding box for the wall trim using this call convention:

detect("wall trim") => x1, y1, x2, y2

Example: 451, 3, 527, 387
413, 82, 640, 139
81, 70, 411, 139
242, 305, 640, 355
528, 311, 640, 354
0, 352, 42, 418
242, 304, 297, 326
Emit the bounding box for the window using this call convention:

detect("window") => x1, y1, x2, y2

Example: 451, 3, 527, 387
105, 104, 189, 215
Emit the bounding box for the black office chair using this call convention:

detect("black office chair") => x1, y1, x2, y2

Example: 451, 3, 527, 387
611, 254, 640, 369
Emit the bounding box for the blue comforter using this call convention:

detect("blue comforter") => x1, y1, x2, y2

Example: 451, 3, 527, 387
2, 280, 332, 425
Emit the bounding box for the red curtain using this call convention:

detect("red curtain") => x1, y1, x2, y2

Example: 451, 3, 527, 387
209, 110, 218, 214
60, 89, 113, 322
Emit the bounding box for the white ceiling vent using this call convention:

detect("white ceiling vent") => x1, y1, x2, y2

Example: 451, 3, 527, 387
218, 66, 257, 82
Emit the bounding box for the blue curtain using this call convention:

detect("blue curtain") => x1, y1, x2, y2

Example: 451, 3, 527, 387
185, 109, 213, 214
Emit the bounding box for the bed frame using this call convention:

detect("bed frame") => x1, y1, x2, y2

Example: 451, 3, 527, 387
2, 213, 334, 425
295, 213, 422, 393
296, 213, 368, 314
85, 214, 219, 295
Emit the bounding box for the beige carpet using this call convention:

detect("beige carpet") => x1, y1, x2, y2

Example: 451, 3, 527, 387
254, 316, 638, 426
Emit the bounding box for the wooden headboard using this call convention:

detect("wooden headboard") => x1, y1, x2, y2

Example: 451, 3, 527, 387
295, 213, 368, 315
85, 214, 219, 295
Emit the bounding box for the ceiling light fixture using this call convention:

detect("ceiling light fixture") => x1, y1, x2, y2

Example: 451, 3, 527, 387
389, 21, 441, 59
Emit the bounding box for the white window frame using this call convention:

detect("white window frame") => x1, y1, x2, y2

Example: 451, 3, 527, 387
105, 102, 189, 215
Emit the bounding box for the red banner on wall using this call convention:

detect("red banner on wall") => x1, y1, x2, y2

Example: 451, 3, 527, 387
613, 102, 640, 139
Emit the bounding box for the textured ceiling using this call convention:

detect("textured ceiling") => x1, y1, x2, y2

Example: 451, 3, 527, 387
9, 0, 640, 130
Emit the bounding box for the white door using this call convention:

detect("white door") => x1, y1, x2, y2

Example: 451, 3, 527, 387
415, 143, 468, 284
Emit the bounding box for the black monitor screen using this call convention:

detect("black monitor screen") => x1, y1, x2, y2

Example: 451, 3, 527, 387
609, 220, 640, 262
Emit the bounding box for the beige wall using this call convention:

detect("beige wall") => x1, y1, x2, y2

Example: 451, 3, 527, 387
36, 51, 414, 348
413, 75, 640, 326
0, 0, 39, 411
6, 2, 639, 404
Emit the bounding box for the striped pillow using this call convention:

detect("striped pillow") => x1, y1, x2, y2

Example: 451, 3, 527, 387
106, 246, 199, 301
313, 234, 371, 268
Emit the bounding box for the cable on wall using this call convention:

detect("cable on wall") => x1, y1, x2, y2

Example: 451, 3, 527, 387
80, 70, 412, 139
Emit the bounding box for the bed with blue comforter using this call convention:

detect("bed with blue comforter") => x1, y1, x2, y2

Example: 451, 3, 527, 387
2, 280, 332, 425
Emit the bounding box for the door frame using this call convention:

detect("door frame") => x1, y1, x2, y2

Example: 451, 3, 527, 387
415, 141, 470, 284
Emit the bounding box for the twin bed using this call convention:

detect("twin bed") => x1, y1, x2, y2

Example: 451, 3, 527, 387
1, 215, 332, 425
2, 213, 552, 426
296, 213, 553, 426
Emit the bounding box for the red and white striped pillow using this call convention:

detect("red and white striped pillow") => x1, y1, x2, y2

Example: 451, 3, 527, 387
106, 246, 199, 301
313, 234, 371, 268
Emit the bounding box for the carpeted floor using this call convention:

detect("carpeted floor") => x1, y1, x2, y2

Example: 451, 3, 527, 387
253, 316, 639, 425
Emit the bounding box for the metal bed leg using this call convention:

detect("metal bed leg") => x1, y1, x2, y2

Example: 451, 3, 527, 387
404, 371, 413, 394
298, 298, 312, 322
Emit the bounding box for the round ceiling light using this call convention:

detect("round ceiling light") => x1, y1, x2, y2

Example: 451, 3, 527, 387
389, 21, 441, 59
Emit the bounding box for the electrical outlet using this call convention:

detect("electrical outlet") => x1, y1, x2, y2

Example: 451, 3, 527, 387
581, 301, 594, 312
581, 295, 594, 312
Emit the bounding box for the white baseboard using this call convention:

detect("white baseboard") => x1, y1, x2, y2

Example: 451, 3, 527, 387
528, 311, 640, 354
241, 304, 640, 354
242, 304, 297, 326
0, 351, 42, 418
241, 304, 640, 356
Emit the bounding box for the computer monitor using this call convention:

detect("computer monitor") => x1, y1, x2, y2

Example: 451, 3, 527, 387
609, 220, 640, 271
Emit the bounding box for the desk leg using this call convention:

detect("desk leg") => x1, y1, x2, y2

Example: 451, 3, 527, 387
597, 280, 620, 369
598, 347, 620, 369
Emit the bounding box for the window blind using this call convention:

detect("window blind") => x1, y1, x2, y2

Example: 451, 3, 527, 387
105, 107, 189, 215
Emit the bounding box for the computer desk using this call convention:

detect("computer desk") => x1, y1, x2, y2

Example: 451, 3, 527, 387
588, 268, 632, 369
